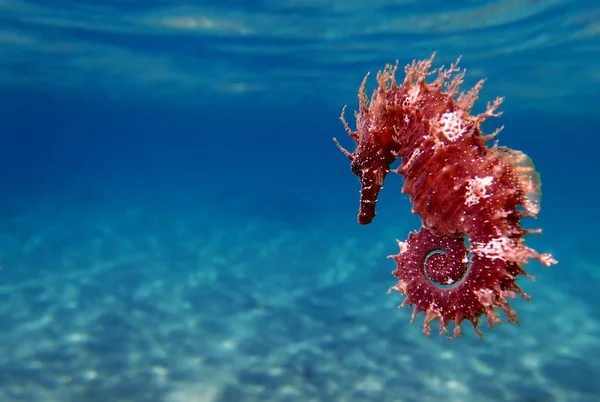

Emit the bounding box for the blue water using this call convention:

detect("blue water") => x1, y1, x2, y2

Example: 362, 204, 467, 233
0, 1, 599, 401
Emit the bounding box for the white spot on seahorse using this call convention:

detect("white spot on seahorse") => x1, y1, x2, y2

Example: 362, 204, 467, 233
465, 176, 493, 207
437, 111, 466, 142
471, 236, 514, 262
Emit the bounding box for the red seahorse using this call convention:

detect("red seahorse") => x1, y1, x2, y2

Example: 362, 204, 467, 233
334, 54, 556, 338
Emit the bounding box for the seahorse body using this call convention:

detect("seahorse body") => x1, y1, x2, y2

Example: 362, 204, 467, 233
334, 55, 556, 337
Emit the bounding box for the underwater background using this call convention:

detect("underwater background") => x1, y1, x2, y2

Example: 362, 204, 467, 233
0, 1, 599, 401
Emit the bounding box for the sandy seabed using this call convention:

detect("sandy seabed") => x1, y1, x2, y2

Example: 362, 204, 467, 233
0, 193, 598, 402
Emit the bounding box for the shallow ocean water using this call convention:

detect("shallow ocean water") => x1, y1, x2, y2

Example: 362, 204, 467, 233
0, 1, 599, 401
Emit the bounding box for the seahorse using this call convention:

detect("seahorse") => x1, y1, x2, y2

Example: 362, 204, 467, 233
334, 54, 556, 338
